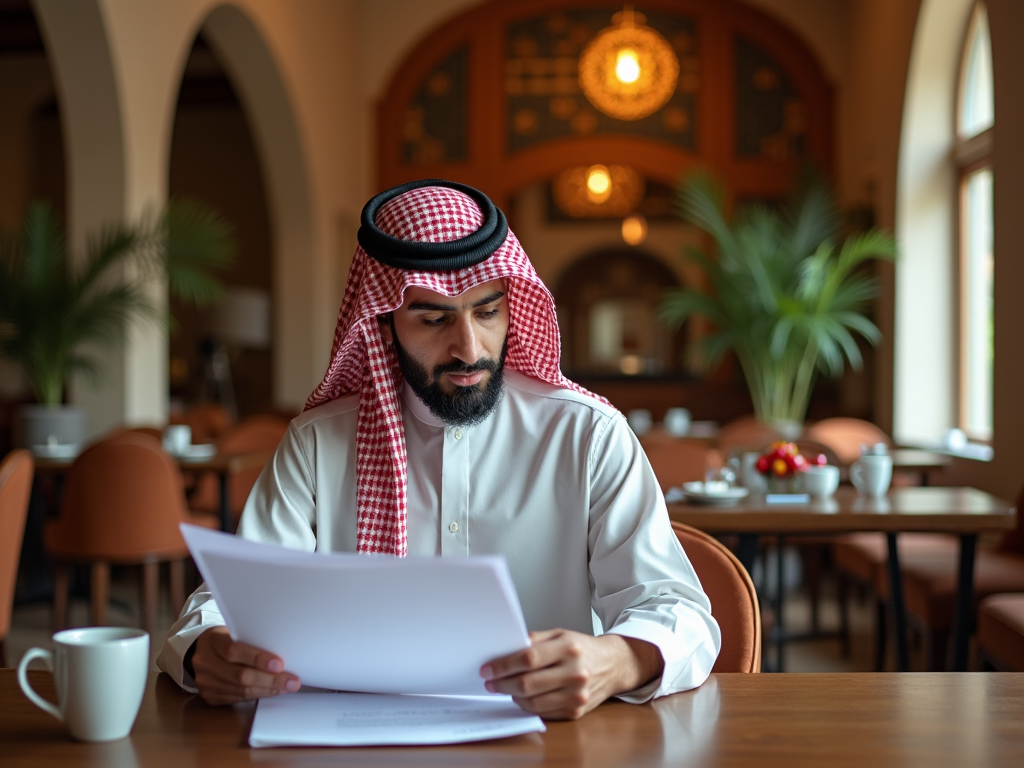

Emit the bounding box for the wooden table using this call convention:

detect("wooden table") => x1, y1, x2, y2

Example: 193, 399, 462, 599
4, 670, 1023, 767
669, 486, 1016, 672
890, 448, 953, 485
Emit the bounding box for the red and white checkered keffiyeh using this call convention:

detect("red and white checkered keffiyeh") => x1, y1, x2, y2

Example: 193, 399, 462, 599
305, 184, 606, 555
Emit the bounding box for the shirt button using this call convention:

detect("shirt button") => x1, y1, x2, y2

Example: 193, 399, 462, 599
454, 429, 463, 440
449, 522, 459, 533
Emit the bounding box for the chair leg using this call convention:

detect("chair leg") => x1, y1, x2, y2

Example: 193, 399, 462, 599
874, 598, 887, 672
53, 563, 70, 631
169, 559, 185, 615
837, 574, 851, 658
141, 561, 159, 638
801, 545, 823, 634
0, 638, 6, 668
91, 562, 110, 627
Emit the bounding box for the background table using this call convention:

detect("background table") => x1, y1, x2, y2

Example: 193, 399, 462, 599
669, 486, 1016, 671
4, 670, 1023, 767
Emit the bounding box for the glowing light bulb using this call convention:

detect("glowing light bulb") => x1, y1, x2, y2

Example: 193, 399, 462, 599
586, 165, 612, 203
621, 213, 648, 245
615, 48, 641, 84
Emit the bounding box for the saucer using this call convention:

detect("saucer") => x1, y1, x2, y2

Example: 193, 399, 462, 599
680, 482, 749, 506
31, 443, 80, 460
170, 444, 217, 461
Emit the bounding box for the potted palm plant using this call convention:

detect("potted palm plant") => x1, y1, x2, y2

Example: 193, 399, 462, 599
0, 200, 235, 448
658, 170, 896, 431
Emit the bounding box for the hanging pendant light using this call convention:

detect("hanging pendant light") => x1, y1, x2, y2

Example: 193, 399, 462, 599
578, 6, 679, 121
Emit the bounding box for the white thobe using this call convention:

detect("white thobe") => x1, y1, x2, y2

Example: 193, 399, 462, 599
157, 370, 721, 701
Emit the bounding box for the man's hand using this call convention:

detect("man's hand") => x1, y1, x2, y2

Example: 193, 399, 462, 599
480, 630, 663, 720
189, 626, 300, 706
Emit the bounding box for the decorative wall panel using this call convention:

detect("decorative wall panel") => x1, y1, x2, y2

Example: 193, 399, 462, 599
734, 36, 806, 160
402, 46, 468, 165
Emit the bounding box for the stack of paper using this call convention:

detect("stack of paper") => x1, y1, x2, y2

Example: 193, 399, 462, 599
180, 525, 545, 747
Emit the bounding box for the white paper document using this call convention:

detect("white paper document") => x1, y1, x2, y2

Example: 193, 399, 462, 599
249, 692, 545, 747
179, 524, 530, 696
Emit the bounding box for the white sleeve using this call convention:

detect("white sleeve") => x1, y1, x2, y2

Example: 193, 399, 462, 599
155, 423, 318, 691
587, 413, 721, 702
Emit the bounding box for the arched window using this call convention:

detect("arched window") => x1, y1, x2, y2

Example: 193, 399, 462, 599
956, 4, 994, 440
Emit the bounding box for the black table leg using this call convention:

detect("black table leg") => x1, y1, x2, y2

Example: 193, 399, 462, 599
736, 534, 759, 575
219, 471, 231, 532
950, 533, 977, 671
776, 534, 786, 672
886, 533, 910, 671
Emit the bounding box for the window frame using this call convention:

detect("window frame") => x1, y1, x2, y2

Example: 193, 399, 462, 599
954, 2, 994, 442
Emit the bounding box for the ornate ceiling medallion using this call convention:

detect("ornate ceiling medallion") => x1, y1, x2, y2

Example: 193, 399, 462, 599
578, 8, 679, 121
553, 164, 645, 218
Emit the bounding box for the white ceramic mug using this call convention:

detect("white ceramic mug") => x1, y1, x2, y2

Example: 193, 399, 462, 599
627, 409, 653, 436
162, 424, 191, 454
801, 465, 840, 497
663, 407, 691, 437
850, 455, 893, 498
18, 627, 149, 742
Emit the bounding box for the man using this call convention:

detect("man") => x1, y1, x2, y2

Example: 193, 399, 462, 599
158, 180, 720, 720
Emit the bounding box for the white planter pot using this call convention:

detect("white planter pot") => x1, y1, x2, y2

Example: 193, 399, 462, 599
14, 405, 88, 449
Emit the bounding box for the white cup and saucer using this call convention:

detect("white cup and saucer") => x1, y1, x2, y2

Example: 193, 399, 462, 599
801, 465, 841, 498
162, 424, 192, 456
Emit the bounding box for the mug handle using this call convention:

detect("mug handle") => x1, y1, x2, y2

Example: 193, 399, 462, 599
17, 648, 63, 722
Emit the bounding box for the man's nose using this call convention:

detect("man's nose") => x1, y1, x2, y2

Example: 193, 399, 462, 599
448, 314, 482, 364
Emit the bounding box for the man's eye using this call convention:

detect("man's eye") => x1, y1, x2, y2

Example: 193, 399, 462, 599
478, 308, 500, 319
420, 316, 446, 327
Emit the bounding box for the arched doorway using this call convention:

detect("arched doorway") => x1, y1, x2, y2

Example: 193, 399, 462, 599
552, 248, 685, 377
167, 33, 274, 419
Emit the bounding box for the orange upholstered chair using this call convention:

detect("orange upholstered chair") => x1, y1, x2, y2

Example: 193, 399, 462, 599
804, 417, 891, 466
44, 433, 217, 635
170, 403, 232, 445
639, 437, 721, 491
0, 449, 34, 667
977, 594, 1024, 671
672, 522, 761, 673
189, 414, 289, 527
715, 415, 783, 457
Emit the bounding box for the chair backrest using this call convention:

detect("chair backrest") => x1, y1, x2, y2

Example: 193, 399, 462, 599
997, 484, 1024, 556
716, 415, 783, 457
171, 403, 232, 445
804, 417, 891, 466
640, 438, 720, 491
672, 521, 761, 673
45, 433, 190, 561
0, 450, 34, 639
190, 414, 289, 523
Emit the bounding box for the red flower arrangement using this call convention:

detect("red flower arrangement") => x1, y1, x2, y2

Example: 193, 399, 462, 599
755, 442, 827, 478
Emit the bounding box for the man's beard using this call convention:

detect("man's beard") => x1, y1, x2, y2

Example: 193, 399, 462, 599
391, 330, 508, 427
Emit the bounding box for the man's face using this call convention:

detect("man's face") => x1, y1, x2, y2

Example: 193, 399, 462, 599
380, 279, 510, 426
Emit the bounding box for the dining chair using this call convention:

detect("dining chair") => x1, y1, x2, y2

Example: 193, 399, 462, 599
837, 483, 1024, 671
804, 417, 891, 466
715, 415, 784, 457
639, 437, 720, 491
672, 521, 761, 673
189, 414, 289, 528
170, 403, 233, 445
977, 593, 1024, 671
44, 432, 218, 636
0, 449, 34, 668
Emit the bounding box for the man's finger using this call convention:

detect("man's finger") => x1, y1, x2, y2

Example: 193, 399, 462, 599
218, 637, 285, 673
482, 632, 568, 680
484, 664, 570, 698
